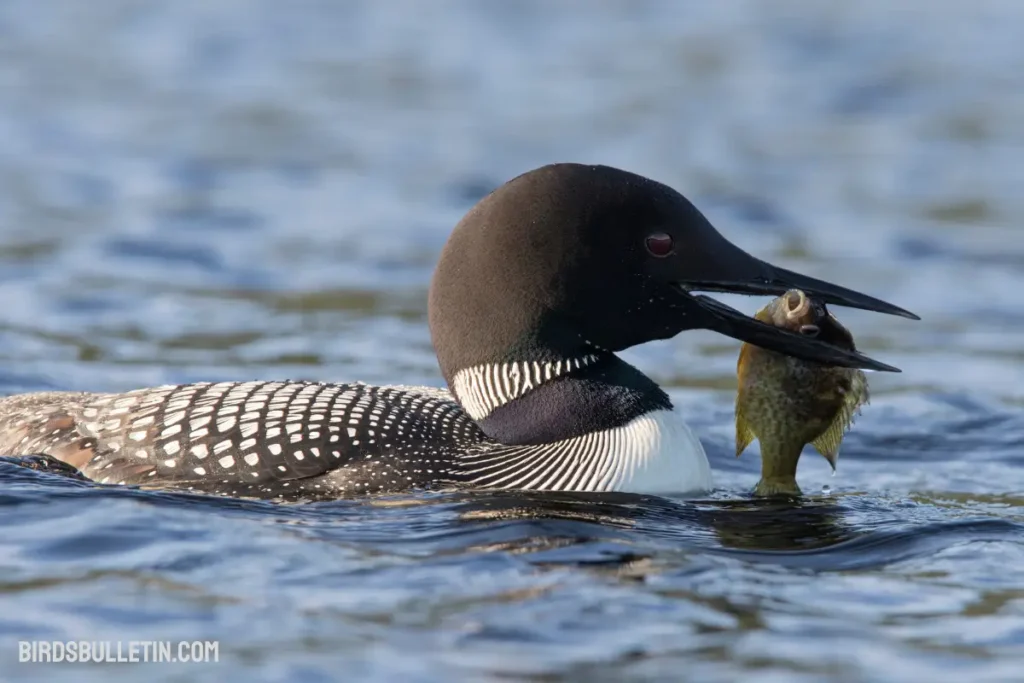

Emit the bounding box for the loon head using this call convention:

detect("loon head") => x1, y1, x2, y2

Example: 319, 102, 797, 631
429, 163, 917, 387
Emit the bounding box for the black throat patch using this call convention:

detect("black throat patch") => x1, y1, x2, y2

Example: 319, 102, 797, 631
474, 355, 672, 446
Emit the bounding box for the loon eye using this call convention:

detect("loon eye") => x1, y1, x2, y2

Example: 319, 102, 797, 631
799, 324, 820, 337
645, 232, 675, 257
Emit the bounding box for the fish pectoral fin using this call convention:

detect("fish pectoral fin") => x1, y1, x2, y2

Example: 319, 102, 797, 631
811, 370, 870, 471
735, 411, 755, 458
810, 422, 842, 471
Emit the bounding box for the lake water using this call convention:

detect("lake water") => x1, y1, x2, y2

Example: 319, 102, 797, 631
1, 1, 1023, 681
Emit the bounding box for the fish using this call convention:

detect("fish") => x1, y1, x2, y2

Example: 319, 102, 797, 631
735, 289, 869, 496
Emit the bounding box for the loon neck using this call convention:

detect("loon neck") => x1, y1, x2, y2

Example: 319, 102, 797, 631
450, 346, 607, 421
451, 352, 672, 446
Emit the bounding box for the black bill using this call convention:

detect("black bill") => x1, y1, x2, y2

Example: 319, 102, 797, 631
674, 245, 917, 372
689, 292, 902, 372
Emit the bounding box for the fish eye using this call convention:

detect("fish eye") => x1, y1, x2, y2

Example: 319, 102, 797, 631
799, 324, 820, 337
645, 232, 675, 257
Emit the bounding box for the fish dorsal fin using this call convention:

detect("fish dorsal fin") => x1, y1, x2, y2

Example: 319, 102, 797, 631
734, 398, 755, 457
734, 340, 761, 458
811, 369, 870, 470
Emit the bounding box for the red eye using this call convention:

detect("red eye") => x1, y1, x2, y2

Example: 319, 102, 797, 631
645, 232, 674, 257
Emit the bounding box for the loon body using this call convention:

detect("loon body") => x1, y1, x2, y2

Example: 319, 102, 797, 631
0, 375, 705, 497
0, 164, 916, 499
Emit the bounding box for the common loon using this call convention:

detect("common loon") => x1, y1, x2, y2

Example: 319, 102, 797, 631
0, 164, 917, 500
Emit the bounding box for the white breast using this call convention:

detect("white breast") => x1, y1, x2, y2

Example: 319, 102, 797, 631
458, 405, 713, 496
596, 406, 713, 495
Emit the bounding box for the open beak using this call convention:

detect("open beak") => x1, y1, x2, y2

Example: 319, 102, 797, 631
674, 233, 918, 373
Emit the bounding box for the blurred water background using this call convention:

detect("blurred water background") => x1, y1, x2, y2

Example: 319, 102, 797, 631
1, 1, 1024, 681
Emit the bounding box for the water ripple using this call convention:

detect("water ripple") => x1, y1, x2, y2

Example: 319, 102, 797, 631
2, 1, 1024, 681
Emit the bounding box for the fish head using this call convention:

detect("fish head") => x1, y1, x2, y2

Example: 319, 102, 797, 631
755, 289, 858, 353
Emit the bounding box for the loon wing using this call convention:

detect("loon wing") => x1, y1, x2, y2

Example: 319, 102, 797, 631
0, 382, 490, 499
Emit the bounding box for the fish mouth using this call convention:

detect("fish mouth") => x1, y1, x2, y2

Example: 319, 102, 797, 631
675, 263, 917, 373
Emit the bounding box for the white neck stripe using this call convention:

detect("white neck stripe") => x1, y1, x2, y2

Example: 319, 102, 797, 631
451, 354, 601, 420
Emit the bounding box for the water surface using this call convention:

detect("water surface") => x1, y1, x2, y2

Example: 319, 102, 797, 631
1, 1, 1023, 681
